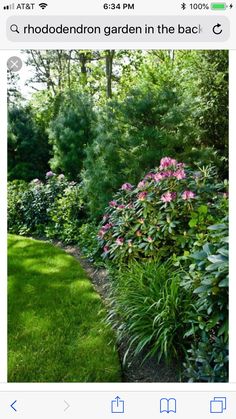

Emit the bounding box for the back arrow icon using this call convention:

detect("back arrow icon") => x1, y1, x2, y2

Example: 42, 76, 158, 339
10, 400, 17, 412
64, 400, 70, 411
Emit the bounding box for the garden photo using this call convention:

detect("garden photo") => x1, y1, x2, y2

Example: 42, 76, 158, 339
8, 50, 229, 383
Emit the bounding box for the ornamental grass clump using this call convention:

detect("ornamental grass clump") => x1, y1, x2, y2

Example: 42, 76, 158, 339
98, 157, 227, 263
107, 259, 194, 364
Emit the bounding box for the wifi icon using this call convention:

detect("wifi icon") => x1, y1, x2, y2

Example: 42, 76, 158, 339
39, 2, 48, 9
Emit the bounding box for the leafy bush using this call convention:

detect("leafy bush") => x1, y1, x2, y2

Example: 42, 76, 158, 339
183, 218, 228, 382
16, 174, 67, 235
77, 222, 101, 262
183, 333, 228, 382
46, 182, 84, 243
8, 180, 27, 234
8, 174, 84, 242
98, 158, 227, 264
107, 259, 194, 364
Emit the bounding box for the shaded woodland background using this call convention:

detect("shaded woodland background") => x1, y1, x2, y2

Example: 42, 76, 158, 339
8, 50, 228, 219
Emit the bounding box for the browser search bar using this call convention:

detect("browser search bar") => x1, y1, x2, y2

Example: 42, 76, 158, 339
7, 16, 230, 42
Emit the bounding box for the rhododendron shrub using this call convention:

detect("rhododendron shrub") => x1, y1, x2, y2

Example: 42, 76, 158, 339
8, 174, 84, 242
98, 158, 227, 263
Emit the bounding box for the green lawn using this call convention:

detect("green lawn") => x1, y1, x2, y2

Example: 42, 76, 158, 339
8, 234, 121, 382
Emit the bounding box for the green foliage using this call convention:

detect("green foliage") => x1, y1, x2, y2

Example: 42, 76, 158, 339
8, 50, 229, 383
48, 92, 95, 180
7, 180, 27, 233
108, 259, 193, 364
81, 103, 125, 219
196, 52, 228, 154
8, 175, 84, 242
98, 158, 227, 264
82, 55, 201, 219
8, 105, 51, 181
8, 234, 121, 382
183, 333, 228, 383
183, 219, 229, 382
77, 222, 101, 262
46, 183, 84, 243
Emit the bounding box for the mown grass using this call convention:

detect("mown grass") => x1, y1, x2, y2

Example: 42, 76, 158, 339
8, 234, 121, 382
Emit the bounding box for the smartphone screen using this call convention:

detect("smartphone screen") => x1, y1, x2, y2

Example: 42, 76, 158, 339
0, 0, 234, 417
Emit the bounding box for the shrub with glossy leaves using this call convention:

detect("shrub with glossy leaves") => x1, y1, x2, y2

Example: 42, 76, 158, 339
183, 218, 229, 382
8, 180, 27, 234
46, 182, 84, 243
8, 173, 84, 242
98, 157, 227, 263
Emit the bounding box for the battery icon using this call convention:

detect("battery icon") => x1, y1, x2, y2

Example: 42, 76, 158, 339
211, 2, 227, 9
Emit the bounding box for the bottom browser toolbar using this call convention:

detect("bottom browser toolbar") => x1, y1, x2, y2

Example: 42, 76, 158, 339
0, 391, 235, 418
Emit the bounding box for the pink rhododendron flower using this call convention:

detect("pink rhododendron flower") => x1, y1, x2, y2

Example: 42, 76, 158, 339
173, 169, 186, 180
118, 204, 125, 209
109, 200, 117, 207
98, 229, 106, 238
121, 183, 133, 191
144, 172, 155, 180
102, 214, 109, 222
161, 191, 176, 203
182, 190, 195, 200
116, 237, 124, 245
138, 180, 147, 189
162, 170, 173, 178
103, 223, 113, 231
147, 236, 153, 242
138, 191, 148, 201
159, 157, 177, 170
154, 173, 164, 182
103, 245, 109, 253
98, 223, 113, 238
46, 171, 55, 178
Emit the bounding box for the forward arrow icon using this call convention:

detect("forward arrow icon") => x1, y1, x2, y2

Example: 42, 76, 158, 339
64, 400, 70, 412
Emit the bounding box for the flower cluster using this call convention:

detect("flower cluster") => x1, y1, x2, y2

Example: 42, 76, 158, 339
121, 183, 133, 191
97, 157, 226, 263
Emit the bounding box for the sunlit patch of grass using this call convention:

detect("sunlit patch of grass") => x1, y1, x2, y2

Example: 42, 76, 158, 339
8, 234, 121, 382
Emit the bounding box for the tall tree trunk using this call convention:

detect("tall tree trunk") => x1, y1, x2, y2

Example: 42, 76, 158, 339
105, 50, 115, 99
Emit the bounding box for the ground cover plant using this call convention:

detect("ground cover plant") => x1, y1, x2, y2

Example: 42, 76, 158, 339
8, 235, 121, 382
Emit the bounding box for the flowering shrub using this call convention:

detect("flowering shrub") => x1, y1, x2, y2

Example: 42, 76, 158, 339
8, 174, 84, 242
98, 157, 227, 263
